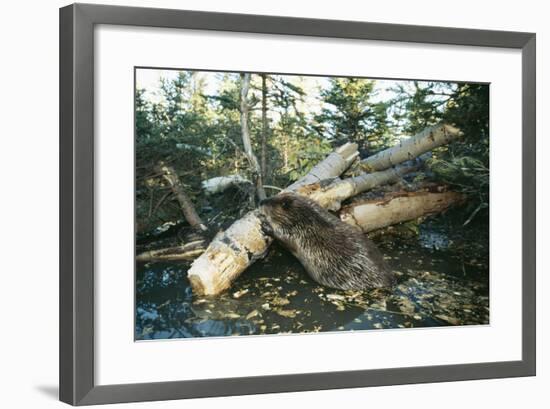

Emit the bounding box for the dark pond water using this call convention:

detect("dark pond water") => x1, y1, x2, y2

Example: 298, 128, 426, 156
135, 215, 489, 340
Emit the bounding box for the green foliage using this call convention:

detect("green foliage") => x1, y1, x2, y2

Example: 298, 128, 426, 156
135, 71, 490, 232
391, 81, 490, 220
314, 78, 391, 154
443, 83, 489, 163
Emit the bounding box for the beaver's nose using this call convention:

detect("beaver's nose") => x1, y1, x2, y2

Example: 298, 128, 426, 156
259, 198, 268, 206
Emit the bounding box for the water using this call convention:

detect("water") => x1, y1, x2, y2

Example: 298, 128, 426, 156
135, 215, 489, 340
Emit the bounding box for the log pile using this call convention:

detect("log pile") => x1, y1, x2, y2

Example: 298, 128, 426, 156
186, 142, 360, 296
138, 123, 465, 296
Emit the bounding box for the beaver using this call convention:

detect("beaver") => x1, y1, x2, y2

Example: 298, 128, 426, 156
258, 192, 395, 290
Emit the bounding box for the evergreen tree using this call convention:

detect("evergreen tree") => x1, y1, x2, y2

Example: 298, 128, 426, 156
315, 78, 389, 154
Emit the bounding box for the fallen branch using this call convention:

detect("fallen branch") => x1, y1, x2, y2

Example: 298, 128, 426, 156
361, 124, 462, 171
340, 187, 465, 232
156, 163, 207, 232
136, 238, 207, 262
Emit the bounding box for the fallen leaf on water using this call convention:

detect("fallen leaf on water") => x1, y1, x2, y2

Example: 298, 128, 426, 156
398, 298, 416, 314
271, 297, 290, 306
275, 309, 297, 318
435, 314, 460, 325
246, 310, 260, 320
232, 289, 249, 299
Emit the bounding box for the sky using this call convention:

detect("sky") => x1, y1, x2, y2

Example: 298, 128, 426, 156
136, 68, 402, 106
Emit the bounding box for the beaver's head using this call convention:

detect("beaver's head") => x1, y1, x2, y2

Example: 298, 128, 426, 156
259, 193, 308, 230
258, 193, 323, 236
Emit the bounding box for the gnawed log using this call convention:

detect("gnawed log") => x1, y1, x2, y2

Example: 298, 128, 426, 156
187, 143, 359, 296
361, 124, 462, 171
296, 156, 425, 211
187, 211, 272, 295
285, 142, 359, 191
340, 188, 465, 233
156, 163, 208, 232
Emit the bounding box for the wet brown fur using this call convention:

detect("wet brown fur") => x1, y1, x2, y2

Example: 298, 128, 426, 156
258, 192, 395, 290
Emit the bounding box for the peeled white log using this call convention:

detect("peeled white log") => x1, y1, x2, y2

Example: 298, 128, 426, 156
340, 189, 465, 232
202, 175, 251, 195
187, 143, 359, 296
361, 124, 462, 171
187, 211, 272, 295
285, 142, 359, 191
298, 158, 424, 211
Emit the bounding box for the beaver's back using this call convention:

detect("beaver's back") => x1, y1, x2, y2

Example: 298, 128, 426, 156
259, 193, 395, 290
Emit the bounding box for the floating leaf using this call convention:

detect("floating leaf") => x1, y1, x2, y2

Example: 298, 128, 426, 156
275, 309, 297, 318
232, 289, 249, 299
246, 310, 260, 320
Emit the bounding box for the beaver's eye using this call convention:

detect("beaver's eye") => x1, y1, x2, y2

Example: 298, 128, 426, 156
280, 197, 291, 210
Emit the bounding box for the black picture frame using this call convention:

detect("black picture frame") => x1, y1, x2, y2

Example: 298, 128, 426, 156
59, 3, 536, 405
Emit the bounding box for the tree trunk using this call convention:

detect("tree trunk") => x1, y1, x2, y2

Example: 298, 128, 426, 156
260, 74, 268, 180
156, 163, 207, 232
187, 142, 359, 295
240, 73, 266, 201
361, 124, 462, 171
340, 187, 465, 232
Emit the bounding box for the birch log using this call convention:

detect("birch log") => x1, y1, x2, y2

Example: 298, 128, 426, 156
340, 189, 465, 232
361, 124, 462, 171
285, 143, 359, 191
202, 175, 251, 195
296, 157, 425, 211
187, 143, 359, 296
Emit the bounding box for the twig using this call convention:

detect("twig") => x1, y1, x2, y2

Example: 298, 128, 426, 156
463, 202, 488, 226
263, 185, 284, 192
151, 191, 173, 217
